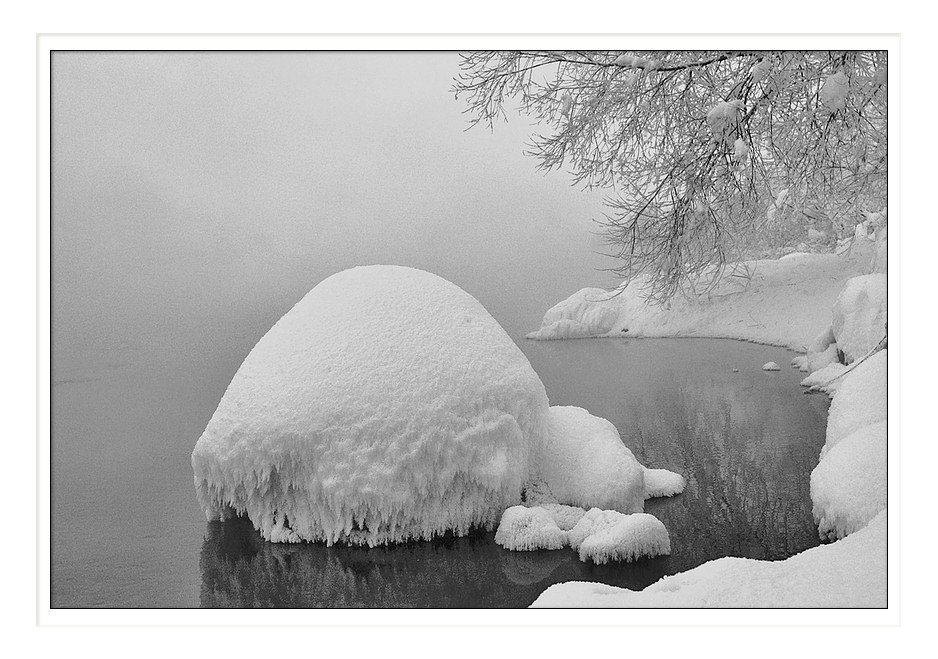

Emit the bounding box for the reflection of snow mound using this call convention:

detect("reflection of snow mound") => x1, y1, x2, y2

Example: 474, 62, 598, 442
192, 265, 549, 546
568, 509, 670, 564
494, 506, 566, 551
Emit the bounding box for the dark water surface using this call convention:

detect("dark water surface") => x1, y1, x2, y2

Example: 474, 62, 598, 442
52, 329, 827, 608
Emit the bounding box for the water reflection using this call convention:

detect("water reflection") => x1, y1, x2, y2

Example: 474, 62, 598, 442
199, 338, 827, 608
199, 518, 670, 608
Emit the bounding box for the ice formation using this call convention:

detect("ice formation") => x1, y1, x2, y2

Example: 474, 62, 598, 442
191, 265, 550, 546
811, 421, 887, 541
831, 274, 887, 364
531, 511, 886, 607
494, 506, 566, 551
535, 406, 646, 513
567, 509, 670, 564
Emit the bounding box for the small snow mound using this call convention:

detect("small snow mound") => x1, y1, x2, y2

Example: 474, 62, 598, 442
539, 503, 587, 531
811, 421, 886, 541
494, 506, 567, 551
191, 265, 550, 546
643, 468, 685, 499
568, 509, 670, 564
790, 355, 808, 371
537, 406, 646, 513
762, 361, 781, 371
832, 274, 886, 364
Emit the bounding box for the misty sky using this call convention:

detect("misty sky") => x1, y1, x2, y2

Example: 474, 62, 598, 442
52, 51, 615, 350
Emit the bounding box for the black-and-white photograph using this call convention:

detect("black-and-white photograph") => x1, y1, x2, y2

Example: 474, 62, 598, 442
46, 44, 890, 611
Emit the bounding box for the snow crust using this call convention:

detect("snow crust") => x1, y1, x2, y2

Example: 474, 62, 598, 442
191, 265, 550, 546
531, 511, 886, 608
535, 406, 646, 513
527, 242, 877, 352
494, 506, 566, 551
568, 509, 670, 564
831, 274, 887, 364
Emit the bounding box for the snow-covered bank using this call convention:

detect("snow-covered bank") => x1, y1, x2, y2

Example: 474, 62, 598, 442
527, 231, 888, 608
192, 265, 683, 547
531, 510, 885, 608
527, 235, 883, 353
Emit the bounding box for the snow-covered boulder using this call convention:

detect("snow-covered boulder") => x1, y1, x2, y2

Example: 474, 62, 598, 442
762, 361, 781, 371
831, 274, 886, 364
800, 362, 849, 395
536, 406, 646, 513
191, 265, 550, 546
494, 506, 566, 551
568, 509, 670, 564
824, 350, 887, 455
643, 468, 686, 499
811, 421, 886, 541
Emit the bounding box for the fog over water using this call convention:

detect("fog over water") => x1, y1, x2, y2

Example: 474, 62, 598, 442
52, 51, 614, 354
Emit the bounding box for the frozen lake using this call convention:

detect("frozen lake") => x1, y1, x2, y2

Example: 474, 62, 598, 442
52, 323, 828, 608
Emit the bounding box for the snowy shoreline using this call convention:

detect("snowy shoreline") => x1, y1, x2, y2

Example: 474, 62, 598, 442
528, 233, 888, 608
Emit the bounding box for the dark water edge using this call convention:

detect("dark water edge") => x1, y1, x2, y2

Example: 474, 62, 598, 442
52, 336, 828, 608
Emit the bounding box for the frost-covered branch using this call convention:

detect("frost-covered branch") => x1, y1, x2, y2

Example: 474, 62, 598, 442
454, 50, 887, 302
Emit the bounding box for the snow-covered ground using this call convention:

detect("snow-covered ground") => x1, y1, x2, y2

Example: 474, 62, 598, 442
527, 230, 888, 607
527, 233, 885, 353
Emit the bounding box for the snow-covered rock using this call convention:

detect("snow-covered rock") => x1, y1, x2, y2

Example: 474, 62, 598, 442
824, 350, 887, 455
528, 288, 619, 340
536, 406, 646, 513
531, 511, 886, 607
568, 509, 671, 564
762, 361, 781, 371
811, 421, 887, 541
539, 503, 587, 531
191, 265, 550, 546
831, 274, 886, 364
494, 506, 566, 551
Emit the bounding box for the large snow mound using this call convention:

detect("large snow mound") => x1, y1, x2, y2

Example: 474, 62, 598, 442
568, 509, 670, 564
532, 511, 886, 607
831, 274, 887, 364
527, 243, 877, 352
536, 406, 646, 513
494, 506, 566, 551
191, 265, 550, 546
824, 350, 887, 455
811, 421, 887, 541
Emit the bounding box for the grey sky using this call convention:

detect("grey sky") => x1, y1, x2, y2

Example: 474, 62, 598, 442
52, 51, 613, 349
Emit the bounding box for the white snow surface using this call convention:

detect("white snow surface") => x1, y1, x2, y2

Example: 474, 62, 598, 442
191, 265, 550, 546
811, 421, 887, 541
824, 350, 887, 455
800, 362, 849, 395
642, 468, 686, 499
527, 241, 877, 352
536, 406, 646, 513
531, 511, 886, 607
494, 506, 566, 551
831, 274, 887, 364
568, 509, 671, 564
